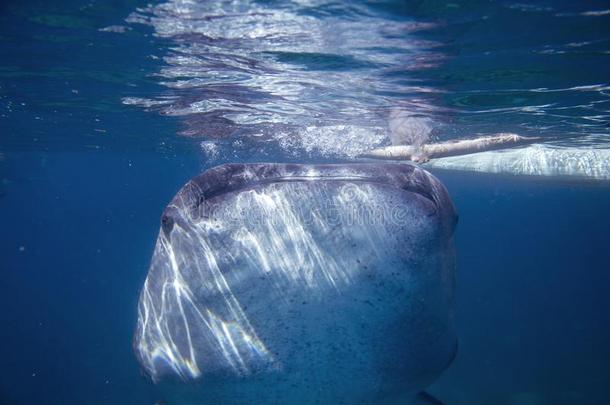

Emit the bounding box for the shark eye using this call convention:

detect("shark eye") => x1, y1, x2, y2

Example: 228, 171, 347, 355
161, 214, 174, 235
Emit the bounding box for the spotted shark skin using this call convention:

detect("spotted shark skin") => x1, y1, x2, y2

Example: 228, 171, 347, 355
134, 163, 457, 404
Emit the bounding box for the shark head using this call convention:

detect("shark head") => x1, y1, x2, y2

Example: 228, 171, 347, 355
134, 163, 457, 403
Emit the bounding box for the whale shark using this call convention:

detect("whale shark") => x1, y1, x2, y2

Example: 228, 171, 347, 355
134, 163, 458, 404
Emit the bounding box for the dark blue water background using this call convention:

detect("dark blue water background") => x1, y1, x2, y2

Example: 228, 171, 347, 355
1, 0, 609, 403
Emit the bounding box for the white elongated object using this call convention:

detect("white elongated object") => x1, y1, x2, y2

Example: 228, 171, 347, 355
362, 133, 545, 162
362, 133, 610, 180
425, 144, 610, 180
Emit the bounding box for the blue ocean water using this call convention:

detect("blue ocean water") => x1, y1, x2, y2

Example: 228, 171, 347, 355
1, 0, 609, 404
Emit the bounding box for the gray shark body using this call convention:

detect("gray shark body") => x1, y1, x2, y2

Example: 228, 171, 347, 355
134, 163, 457, 404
